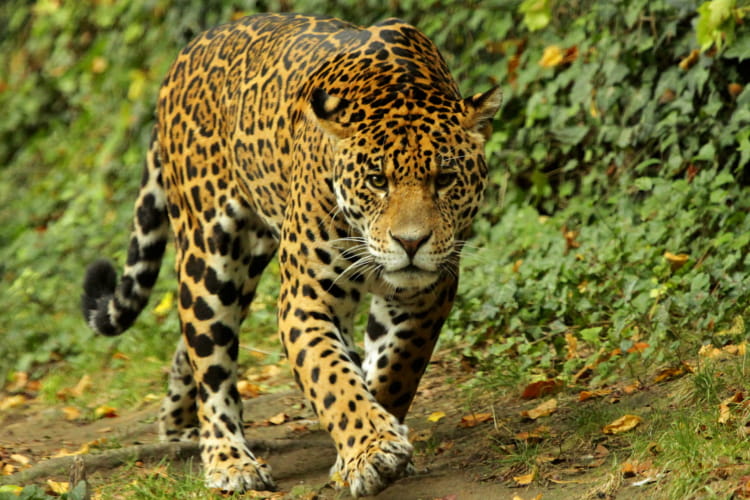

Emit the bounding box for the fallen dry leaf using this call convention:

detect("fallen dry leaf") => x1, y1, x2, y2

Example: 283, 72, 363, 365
513, 468, 536, 486
734, 475, 750, 498
623, 380, 642, 394
700, 342, 747, 360
565, 331, 578, 359
288, 422, 311, 433
46, 479, 69, 495
521, 398, 557, 420
621, 461, 637, 478
427, 411, 446, 422
521, 379, 561, 399
267, 412, 289, 425
94, 405, 118, 419
0, 394, 28, 411
516, 425, 551, 443
458, 412, 493, 428
143, 393, 161, 402
539, 45, 563, 67
237, 380, 261, 399
436, 440, 454, 454
627, 342, 650, 354
52, 438, 107, 458
602, 414, 643, 435
621, 459, 654, 478
718, 392, 744, 424
579, 388, 613, 402
653, 363, 693, 383
57, 374, 92, 400
62, 406, 82, 421
6, 371, 29, 392
10, 454, 30, 466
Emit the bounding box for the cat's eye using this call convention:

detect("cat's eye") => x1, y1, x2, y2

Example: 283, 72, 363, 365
435, 172, 457, 189
367, 173, 388, 189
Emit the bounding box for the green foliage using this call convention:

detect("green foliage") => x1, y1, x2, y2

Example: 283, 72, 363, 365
1, 0, 749, 393
696, 0, 750, 51
441, 0, 750, 384
0, 481, 88, 500
518, 0, 552, 32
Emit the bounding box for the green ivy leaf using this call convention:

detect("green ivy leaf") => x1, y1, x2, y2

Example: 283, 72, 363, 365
723, 30, 750, 60
696, 0, 736, 51
519, 0, 552, 32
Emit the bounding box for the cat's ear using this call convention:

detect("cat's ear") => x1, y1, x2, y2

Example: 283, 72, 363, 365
309, 88, 355, 139
462, 86, 502, 141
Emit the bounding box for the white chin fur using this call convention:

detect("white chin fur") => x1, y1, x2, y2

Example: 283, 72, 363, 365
381, 269, 440, 289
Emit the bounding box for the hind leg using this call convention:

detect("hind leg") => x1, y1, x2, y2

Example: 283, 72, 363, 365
173, 210, 277, 492
159, 336, 200, 442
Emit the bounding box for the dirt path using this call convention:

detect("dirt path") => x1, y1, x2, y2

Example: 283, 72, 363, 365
0, 362, 656, 499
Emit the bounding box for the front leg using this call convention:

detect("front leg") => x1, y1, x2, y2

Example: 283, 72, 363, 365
362, 279, 457, 422
278, 262, 412, 497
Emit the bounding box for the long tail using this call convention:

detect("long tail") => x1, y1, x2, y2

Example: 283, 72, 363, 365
81, 129, 169, 336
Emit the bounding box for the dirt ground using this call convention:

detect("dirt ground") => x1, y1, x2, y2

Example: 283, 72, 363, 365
0, 361, 658, 500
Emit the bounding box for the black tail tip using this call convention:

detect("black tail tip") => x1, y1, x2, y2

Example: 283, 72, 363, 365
81, 259, 120, 335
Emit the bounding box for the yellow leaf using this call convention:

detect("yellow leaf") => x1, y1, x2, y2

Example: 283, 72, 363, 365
94, 405, 118, 419
10, 454, 30, 465
458, 412, 493, 428
91, 56, 108, 74
427, 411, 446, 422
602, 414, 642, 435
653, 365, 687, 383
267, 412, 288, 425
539, 45, 563, 68
153, 291, 174, 316
664, 251, 689, 270
73, 374, 92, 396
521, 398, 557, 420
0, 394, 27, 410
46, 479, 70, 495
330, 469, 348, 488
718, 401, 732, 424
62, 406, 81, 421
565, 331, 578, 359
678, 49, 700, 71
718, 392, 744, 424
237, 380, 261, 399
6, 371, 29, 392
579, 388, 612, 402
513, 468, 536, 485
717, 315, 745, 336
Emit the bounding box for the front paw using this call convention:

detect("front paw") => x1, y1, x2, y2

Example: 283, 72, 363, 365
330, 418, 413, 497
202, 438, 276, 492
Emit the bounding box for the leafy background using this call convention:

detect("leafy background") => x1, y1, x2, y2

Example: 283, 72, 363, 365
1, 0, 749, 393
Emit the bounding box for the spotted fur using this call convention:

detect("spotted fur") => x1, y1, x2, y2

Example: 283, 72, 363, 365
82, 13, 500, 496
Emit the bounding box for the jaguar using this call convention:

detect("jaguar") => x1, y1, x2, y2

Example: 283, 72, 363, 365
82, 12, 500, 496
